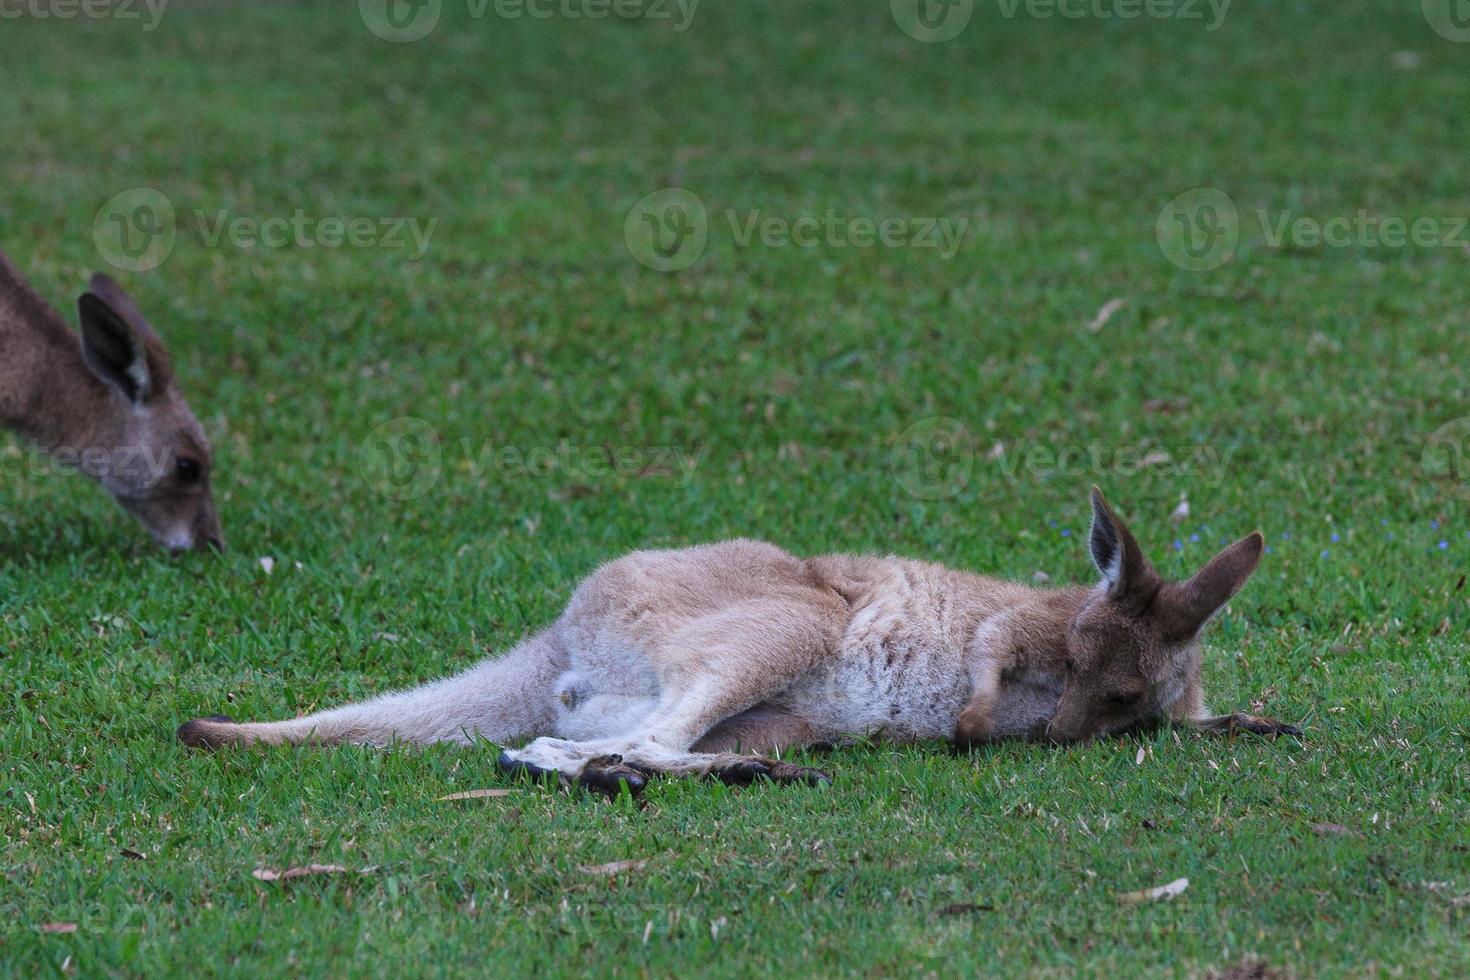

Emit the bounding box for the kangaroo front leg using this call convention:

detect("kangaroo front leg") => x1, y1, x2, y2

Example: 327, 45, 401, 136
1184, 713, 1303, 738
1169, 683, 1301, 738
951, 656, 1003, 749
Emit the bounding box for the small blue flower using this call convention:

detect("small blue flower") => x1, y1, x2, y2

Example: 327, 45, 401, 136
1381, 519, 1389, 527
1431, 520, 1440, 530
1331, 532, 1340, 543
1173, 540, 1183, 551
1320, 549, 1330, 558
1264, 545, 1272, 554
1047, 519, 1058, 528
1190, 533, 1200, 542
1439, 540, 1449, 550
1061, 528, 1071, 537
1281, 532, 1291, 540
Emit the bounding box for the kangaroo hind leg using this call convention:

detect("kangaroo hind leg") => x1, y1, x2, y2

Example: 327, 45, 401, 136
501, 596, 842, 794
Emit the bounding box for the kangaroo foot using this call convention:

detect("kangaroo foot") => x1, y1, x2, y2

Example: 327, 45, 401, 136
712, 756, 831, 787
578, 754, 653, 798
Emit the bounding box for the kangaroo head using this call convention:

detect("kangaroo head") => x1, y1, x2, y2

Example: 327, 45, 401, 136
1046, 487, 1262, 743
75, 274, 223, 553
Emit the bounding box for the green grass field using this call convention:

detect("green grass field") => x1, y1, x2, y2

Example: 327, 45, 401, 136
3, 0, 1469, 974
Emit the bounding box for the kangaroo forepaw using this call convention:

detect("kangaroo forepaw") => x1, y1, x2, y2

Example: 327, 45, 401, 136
579, 755, 652, 798
713, 757, 831, 788
497, 749, 568, 788
1237, 715, 1303, 738
1192, 714, 1303, 739
497, 751, 649, 798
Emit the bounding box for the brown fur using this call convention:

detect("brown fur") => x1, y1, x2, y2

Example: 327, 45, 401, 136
0, 250, 222, 551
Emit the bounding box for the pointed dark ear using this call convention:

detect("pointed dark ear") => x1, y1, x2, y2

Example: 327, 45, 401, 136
1088, 486, 1149, 596
1162, 531, 1264, 638
87, 273, 159, 340
77, 276, 172, 403
78, 292, 151, 403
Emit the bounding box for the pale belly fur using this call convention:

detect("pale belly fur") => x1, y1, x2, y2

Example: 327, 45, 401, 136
773, 593, 1065, 744
772, 590, 974, 742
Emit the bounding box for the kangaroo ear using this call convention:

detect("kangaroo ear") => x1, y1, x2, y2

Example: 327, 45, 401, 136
1088, 486, 1149, 596
1163, 531, 1264, 638
86, 273, 160, 340
78, 292, 151, 403
77, 276, 172, 403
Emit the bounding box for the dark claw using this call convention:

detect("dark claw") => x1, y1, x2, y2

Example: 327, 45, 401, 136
713, 759, 770, 786
497, 749, 562, 785
578, 755, 650, 798
767, 760, 832, 786
713, 757, 831, 787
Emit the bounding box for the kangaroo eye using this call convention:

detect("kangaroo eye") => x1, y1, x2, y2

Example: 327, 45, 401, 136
175, 457, 202, 483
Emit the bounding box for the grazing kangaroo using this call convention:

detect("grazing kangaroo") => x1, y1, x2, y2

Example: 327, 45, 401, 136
179, 489, 1298, 793
0, 250, 222, 552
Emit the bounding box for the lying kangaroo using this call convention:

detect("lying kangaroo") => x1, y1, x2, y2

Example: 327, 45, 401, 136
178, 488, 1298, 792
0, 250, 222, 552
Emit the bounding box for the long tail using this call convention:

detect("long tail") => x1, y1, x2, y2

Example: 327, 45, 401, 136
177, 632, 566, 749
